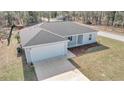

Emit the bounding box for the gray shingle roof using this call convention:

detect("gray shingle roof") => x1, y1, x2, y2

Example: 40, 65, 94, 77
19, 24, 41, 46
24, 30, 67, 47
20, 21, 97, 47
40, 21, 96, 37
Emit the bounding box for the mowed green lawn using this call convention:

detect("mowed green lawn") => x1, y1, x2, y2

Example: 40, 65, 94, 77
71, 36, 124, 80
0, 34, 37, 81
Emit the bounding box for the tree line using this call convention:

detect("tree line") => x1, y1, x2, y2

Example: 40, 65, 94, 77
0, 11, 124, 28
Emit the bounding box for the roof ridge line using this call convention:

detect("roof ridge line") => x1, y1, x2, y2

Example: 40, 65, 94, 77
40, 27, 65, 38
23, 29, 41, 47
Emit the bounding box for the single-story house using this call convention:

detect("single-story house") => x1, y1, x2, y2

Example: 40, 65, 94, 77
19, 22, 97, 63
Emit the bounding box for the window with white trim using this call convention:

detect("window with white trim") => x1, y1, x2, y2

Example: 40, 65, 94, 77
89, 34, 92, 40
68, 36, 72, 41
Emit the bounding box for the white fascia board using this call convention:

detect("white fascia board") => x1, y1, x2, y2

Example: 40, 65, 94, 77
22, 40, 69, 49
63, 32, 97, 37
64, 31, 97, 37
82, 32, 97, 35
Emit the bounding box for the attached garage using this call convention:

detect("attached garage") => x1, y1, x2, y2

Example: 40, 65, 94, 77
28, 41, 67, 63
21, 30, 68, 63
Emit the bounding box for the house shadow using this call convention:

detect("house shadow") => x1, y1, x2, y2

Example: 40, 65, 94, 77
17, 50, 38, 81
68, 42, 109, 56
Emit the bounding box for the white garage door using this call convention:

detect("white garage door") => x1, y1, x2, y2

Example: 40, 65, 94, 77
30, 42, 67, 62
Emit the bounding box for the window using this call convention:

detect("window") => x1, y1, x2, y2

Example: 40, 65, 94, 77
89, 34, 92, 40
68, 36, 72, 41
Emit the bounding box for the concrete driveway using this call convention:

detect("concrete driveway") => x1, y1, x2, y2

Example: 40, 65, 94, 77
98, 31, 124, 42
34, 51, 89, 81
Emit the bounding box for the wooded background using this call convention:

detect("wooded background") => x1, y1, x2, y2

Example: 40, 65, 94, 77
0, 11, 124, 28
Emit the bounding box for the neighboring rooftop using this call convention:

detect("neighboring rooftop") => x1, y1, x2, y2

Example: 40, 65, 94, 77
40, 21, 96, 37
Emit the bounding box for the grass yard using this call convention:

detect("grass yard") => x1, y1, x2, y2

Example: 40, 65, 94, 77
0, 32, 37, 81
71, 36, 124, 80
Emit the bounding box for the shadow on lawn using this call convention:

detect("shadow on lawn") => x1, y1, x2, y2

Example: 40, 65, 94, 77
18, 51, 38, 81
86, 43, 109, 54
69, 42, 109, 56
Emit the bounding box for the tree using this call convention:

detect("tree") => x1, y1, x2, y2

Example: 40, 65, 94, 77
27, 11, 39, 24
5, 12, 13, 26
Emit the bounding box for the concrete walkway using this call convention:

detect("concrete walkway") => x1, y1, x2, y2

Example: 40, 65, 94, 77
98, 31, 124, 42
34, 51, 89, 81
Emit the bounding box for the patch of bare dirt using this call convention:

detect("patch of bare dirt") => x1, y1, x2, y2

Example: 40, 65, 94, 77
68, 43, 99, 56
